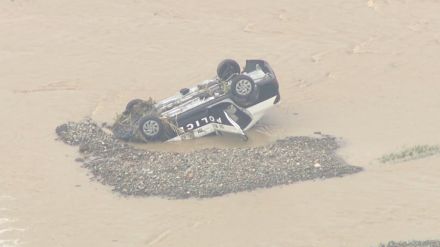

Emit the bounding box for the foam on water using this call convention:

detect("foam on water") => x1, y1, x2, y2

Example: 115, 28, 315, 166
0, 196, 24, 247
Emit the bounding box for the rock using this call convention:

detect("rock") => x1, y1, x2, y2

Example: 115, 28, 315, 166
55, 119, 363, 199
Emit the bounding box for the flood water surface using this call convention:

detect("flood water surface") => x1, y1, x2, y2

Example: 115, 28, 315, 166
1, 0, 440, 246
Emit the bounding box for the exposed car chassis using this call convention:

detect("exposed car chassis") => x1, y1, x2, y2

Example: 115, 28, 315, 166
119, 59, 280, 142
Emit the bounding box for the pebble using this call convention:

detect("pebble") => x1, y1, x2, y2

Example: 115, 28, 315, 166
55, 119, 363, 199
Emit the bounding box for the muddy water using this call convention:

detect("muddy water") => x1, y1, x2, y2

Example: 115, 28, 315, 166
1, 0, 440, 246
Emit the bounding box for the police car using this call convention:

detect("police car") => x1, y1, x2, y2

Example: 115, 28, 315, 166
123, 59, 280, 142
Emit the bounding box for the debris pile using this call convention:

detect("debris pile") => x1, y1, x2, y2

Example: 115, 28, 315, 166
111, 98, 156, 142
56, 119, 362, 199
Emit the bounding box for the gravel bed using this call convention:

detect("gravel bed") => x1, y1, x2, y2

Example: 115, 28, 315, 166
378, 240, 440, 247
56, 119, 362, 199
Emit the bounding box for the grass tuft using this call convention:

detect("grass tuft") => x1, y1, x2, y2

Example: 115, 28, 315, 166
380, 145, 440, 163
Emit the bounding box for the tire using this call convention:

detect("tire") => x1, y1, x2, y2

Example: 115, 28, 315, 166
231, 75, 255, 97
230, 75, 259, 107
217, 59, 240, 81
125, 99, 144, 113
138, 116, 164, 141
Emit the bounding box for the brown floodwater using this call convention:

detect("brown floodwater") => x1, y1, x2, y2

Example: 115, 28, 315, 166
1, 0, 440, 246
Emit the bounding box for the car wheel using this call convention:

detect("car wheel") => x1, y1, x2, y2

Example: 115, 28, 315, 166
232, 75, 255, 97
139, 116, 164, 141
217, 59, 240, 81
230, 75, 259, 107
125, 99, 144, 113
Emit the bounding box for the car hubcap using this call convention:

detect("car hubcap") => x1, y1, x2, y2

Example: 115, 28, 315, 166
142, 120, 160, 136
236, 80, 252, 96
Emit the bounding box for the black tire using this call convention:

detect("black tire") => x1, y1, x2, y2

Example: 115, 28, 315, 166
230, 75, 259, 107
217, 59, 240, 81
138, 116, 164, 141
125, 99, 144, 113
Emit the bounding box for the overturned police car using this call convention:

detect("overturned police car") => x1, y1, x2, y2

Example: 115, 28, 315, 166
113, 59, 280, 142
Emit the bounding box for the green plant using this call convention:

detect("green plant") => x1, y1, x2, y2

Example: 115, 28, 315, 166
379, 145, 440, 163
